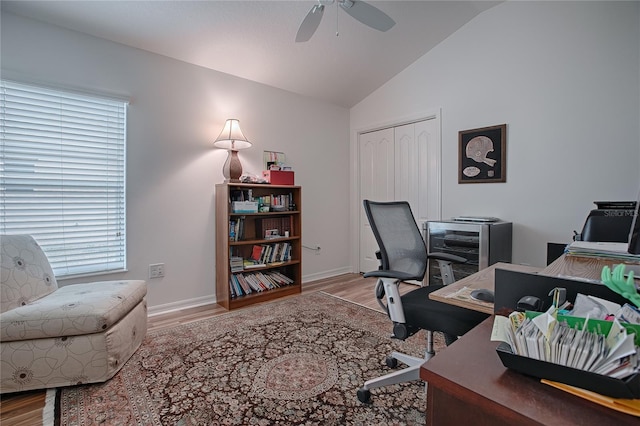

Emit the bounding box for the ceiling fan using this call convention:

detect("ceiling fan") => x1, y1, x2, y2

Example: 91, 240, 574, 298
295, 0, 396, 42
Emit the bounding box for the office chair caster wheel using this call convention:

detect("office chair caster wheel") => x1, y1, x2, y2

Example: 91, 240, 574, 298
357, 387, 371, 403
385, 355, 398, 368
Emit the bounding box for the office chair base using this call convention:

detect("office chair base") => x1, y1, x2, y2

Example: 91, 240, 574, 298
357, 351, 425, 403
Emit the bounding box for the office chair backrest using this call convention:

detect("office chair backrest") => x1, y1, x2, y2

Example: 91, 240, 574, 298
580, 215, 633, 243
363, 200, 427, 281
578, 202, 635, 243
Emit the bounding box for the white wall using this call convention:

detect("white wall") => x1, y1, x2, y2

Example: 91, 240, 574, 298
351, 1, 640, 267
1, 12, 352, 313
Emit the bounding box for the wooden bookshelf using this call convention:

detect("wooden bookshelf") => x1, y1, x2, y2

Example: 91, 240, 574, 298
215, 183, 302, 309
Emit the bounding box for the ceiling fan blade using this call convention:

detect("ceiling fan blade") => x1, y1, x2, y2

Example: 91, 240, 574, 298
295, 4, 325, 42
339, 0, 395, 32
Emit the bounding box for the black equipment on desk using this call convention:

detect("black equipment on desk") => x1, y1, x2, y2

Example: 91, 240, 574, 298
494, 269, 630, 315
576, 201, 636, 243
423, 219, 512, 286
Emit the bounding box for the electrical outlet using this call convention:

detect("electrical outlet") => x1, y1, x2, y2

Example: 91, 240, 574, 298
149, 263, 165, 279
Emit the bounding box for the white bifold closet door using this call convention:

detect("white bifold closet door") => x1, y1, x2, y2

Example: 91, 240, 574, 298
359, 117, 441, 274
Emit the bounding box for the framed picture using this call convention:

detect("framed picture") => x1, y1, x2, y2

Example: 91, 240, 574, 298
263, 151, 286, 171
458, 124, 506, 183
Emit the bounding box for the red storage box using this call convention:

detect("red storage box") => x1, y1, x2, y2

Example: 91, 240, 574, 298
262, 170, 294, 185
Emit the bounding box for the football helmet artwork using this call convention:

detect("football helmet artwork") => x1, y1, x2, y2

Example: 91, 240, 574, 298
465, 136, 496, 167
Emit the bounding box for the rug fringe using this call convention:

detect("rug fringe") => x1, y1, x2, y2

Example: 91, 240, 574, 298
42, 388, 56, 426
319, 291, 386, 314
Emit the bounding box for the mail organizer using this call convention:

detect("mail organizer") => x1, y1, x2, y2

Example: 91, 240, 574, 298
493, 269, 640, 398
496, 342, 640, 398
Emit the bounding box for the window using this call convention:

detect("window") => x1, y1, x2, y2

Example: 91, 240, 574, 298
1, 80, 128, 278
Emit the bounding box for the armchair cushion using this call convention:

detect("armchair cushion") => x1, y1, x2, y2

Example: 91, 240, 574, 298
1, 280, 147, 341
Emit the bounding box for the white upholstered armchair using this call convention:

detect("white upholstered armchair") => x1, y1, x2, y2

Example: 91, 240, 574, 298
0, 235, 148, 393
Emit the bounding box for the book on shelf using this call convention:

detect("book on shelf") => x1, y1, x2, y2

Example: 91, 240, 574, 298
230, 256, 244, 273
235, 274, 252, 295
229, 271, 295, 297
243, 259, 266, 269
240, 273, 260, 292
229, 275, 242, 298
251, 245, 263, 261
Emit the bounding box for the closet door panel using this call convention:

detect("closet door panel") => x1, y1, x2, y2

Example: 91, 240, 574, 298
359, 128, 395, 273
394, 123, 420, 214
415, 118, 441, 223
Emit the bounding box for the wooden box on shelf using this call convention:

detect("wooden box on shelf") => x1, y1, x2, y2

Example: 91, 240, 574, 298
215, 183, 302, 310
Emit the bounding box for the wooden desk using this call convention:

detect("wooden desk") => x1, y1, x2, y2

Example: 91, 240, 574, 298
429, 262, 541, 314
421, 255, 640, 425
429, 254, 637, 314
539, 253, 628, 280
420, 317, 638, 425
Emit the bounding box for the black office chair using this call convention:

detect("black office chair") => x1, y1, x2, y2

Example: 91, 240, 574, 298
576, 201, 636, 243
357, 200, 488, 403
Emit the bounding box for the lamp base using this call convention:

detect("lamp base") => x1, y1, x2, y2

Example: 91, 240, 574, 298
222, 149, 243, 183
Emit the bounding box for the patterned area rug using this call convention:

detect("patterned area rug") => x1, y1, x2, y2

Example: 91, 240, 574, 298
58, 292, 444, 425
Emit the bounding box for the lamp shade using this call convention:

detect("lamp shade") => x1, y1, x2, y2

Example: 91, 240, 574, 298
213, 119, 252, 151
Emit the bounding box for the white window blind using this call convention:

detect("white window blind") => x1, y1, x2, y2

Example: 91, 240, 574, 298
0, 80, 127, 278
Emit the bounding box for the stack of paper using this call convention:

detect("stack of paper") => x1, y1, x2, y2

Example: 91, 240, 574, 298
566, 241, 640, 262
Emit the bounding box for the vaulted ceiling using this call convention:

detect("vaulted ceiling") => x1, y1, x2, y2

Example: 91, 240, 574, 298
1, 1, 500, 108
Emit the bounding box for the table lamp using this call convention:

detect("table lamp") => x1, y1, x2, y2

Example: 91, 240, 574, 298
213, 119, 252, 182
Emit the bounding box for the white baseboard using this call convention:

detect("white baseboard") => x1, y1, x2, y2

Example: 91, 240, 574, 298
147, 294, 216, 317
147, 267, 354, 317
302, 266, 354, 283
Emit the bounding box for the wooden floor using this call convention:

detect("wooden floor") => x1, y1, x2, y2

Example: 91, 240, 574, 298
0, 273, 415, 426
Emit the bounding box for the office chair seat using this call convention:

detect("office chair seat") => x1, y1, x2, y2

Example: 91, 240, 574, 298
401, 286, 489, 338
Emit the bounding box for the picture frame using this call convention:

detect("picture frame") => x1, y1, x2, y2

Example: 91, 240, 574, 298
458, 124, 506, 183
263, 151, 286, 171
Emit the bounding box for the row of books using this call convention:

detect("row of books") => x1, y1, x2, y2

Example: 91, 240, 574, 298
229, 271, 294, 298
254, 193, 293, 209
251, 242, 291, 264
230, 189, 292, 210
229, 217, 245, 242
